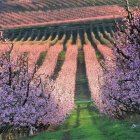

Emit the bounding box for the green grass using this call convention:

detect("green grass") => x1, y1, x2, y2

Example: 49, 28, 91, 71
95, 49, 104, 61
26, 103, 140, 140
51, 50, 66, 80
74, 49, 91, 101
36, 50, 48, 67
59, 51, 65, 60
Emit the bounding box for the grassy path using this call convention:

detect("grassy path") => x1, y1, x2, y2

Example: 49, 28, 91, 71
27, 103, 140, 140
75, 48, 91, 101
27, 104, 106, 140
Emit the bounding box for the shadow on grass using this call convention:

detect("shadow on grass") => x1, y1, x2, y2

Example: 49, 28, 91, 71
74, 104, 80, 128
36, 49, 48, 67
62, 119, 72, 140
87, 103, 140, 140
51, 50, 66, 80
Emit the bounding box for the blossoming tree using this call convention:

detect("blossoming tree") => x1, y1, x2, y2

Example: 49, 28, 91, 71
0, 43, 61, 138
98, 5, 140, 118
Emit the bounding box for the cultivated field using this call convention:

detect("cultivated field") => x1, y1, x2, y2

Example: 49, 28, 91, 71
0, 0, 140, 139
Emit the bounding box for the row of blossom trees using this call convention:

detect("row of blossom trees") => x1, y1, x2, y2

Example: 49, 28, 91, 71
52, 45, 78, 122
85, 6, 140, 119
0, 34, 78, 138
0, 44, 57, 134
37, 44, 63, 78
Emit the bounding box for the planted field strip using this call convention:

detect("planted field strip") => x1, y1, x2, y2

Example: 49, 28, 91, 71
10, 44, 50, 68
51, 50, 66, 80
27, 44, 50, 68
53, 45, 78, 119
97, 44, 114, 60
50, 34, 67, 79
97, 44, 115, 69
84, 44, 102, 107
0, 0, 137, 14
37, 45, 63, 78
0, 5, 125, 29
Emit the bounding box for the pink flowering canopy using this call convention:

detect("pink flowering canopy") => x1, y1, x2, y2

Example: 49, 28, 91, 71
0, 45, 60, 130
97, 10, 140, 118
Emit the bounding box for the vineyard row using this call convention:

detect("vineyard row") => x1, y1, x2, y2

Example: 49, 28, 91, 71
0, 5, 125, 29
0, 0, 137, 13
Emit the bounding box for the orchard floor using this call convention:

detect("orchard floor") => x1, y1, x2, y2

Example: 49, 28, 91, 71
26, 47, 140, 140
26, 103, 140, 140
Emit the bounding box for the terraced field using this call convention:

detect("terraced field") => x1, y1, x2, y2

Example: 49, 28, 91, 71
0, 0, 138, 13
